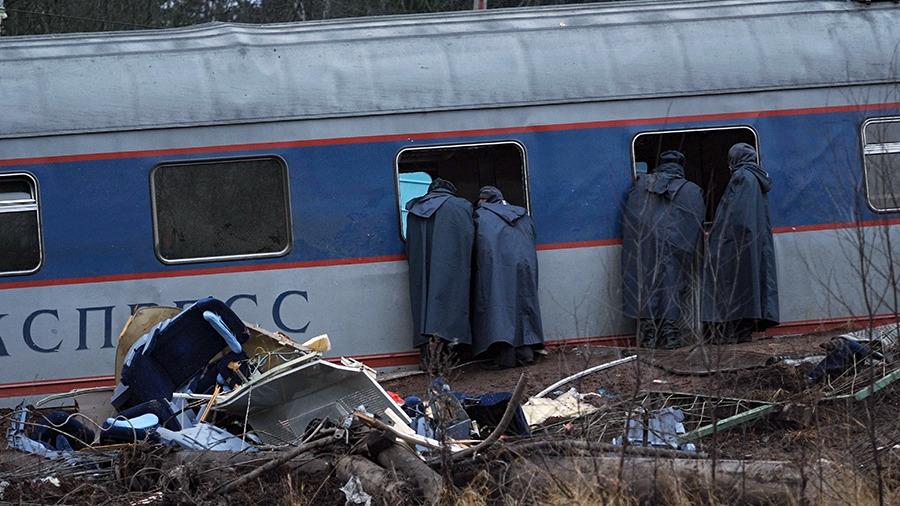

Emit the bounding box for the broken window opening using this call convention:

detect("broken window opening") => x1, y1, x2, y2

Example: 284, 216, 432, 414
632, 126, 759, 222
395, 141, 529, 239
151, 156, 292, 264
630, 126, 759, 342
0, 173, 42, 276
862, 117, 900, 213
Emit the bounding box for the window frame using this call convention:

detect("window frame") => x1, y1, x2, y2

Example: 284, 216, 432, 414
630, 125, 761, 180
393, 140, 531, 241
0, 171, 44, 277
861, 116, 900, 213
149, 155, 293, 265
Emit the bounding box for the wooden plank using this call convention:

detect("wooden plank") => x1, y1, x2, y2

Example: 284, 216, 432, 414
822, 366, 900, 401
853, 366, 900, 401
678, 403, 775, 443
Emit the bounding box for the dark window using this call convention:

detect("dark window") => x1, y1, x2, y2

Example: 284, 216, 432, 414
863, 118, 900, 213
632, 127, 759, 222
152, 157, 291, 263
396, 142, 528, 238
865, 120, 900, 144
0, 173, 42, 275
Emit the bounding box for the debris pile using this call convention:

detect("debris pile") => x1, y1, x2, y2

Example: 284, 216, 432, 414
2, 307, 900, 504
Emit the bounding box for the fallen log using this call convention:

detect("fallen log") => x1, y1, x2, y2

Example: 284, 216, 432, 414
506, 455, 839, 504
210, 432, 339, 496
507, 439, 706, 459
335, 455, 411, 502
354, 411, 446, 450
163, 450, 332, 479
376, 444, 444, 506
164, 450, 278, 469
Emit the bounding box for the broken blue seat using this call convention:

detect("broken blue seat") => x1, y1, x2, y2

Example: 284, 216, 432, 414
101, 413, 161, 444
188, 350, 251, 395
112, 297, 250, 411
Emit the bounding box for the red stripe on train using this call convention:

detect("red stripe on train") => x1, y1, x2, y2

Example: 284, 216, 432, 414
1, 217, 898, 291
2, 101, 900, 167
0, 254, 406, 290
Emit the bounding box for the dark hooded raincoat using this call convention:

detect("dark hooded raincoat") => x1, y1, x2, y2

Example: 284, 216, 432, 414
622, 151, 706, 321
406, 179, 475, 348
472, 187, 544, 355
701, 143, 779, 329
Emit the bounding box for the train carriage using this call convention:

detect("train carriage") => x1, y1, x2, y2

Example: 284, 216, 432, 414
1, 0, 899, 403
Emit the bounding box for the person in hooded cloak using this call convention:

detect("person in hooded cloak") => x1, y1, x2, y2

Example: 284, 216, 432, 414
622, 150, 705, 348
472, 186, 544, 368
702, 143, 779, 343
405, 178, 474, 367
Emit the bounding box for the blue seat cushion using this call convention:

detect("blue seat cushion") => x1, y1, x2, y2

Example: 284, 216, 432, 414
115, 296, 250, 410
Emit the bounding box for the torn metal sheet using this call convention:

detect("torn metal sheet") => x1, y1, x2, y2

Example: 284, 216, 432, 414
842, 322, 899, 353
340, 357, 377, 380
244, 325, 328, 357
205, 357, 411, 444
156, 423, 254, 452
340, 475, 372, 506
774, 355, 825, 367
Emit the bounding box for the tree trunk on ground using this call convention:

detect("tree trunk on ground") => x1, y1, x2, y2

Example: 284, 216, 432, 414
335, 455, 411, 502
506, 456, 839, 504
376, 444, 445, 505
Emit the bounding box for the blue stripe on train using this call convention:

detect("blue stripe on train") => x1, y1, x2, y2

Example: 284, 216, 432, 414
7, 106, 899, 282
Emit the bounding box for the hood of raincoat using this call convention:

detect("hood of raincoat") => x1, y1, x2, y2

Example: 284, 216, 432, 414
478, 186, 526, 225
647, 150, 688, 200
406, 178, 458, 218
728, 143, 772, 194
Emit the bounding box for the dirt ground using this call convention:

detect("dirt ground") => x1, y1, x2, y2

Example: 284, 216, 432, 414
382, 330, 900, 466
381, 332, 836, 401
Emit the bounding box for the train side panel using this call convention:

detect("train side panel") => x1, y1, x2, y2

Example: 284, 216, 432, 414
2, 89, 899, 402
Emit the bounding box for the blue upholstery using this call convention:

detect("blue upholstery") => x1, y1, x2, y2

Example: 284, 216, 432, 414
113, 297, 250, 410
31, 411, 95, 451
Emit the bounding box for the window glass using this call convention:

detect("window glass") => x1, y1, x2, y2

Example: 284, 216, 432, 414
396, 142, 528, 239
398, 172, 432, 237
632, 127, 758, 221
862, 118, 900, 213
863, 152, 900, 212
0, 174, 42, 275
152, 157, 291, 263
865, 121, 900, 145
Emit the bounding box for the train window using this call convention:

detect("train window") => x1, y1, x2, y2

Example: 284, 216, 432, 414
862, 118, 900, 212
151, 157, 292, 264
0, 173, 42, 276
398, 171, 433, 237
632, 126, 759, 221
395, 141, 529, 239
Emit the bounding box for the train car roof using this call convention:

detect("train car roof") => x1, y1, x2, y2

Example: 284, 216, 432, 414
2, 0, 899, 138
